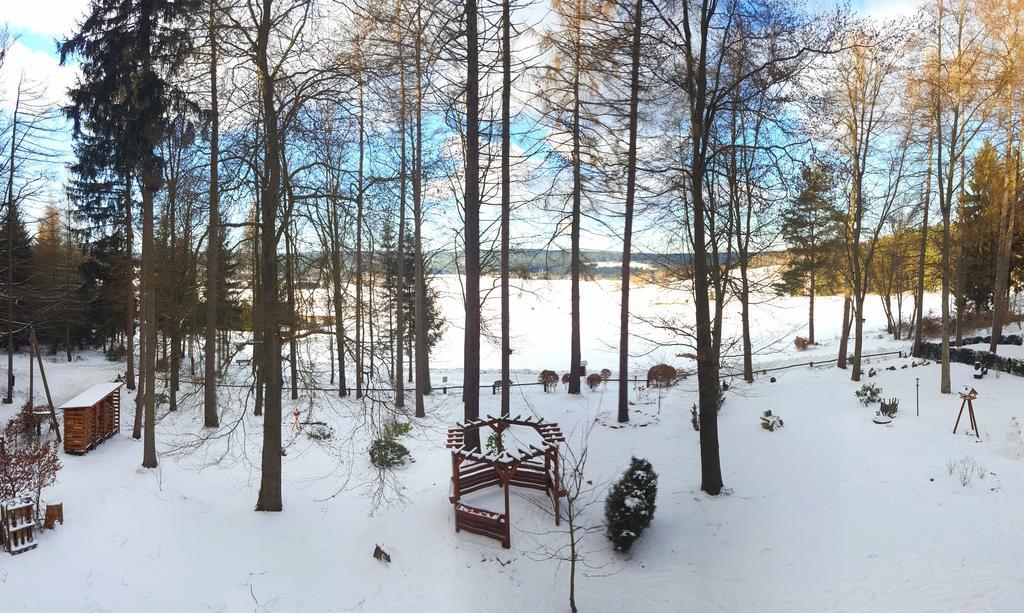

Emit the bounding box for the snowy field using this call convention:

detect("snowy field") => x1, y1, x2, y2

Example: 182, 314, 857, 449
2, 278, 1024, 612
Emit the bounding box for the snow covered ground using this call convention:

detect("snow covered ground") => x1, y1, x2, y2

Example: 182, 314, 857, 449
430, 273, 941, 375
2, 278, 1023, 612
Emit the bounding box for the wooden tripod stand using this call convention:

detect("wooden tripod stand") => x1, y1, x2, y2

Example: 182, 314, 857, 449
953, 388, 980, 439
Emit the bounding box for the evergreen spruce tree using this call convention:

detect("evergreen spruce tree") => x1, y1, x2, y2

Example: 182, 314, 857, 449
604, 456, 658, 553
960, 142, 1004, 312
61, 0, 200, 469
776, 161, 843, 345
0, 202, 33, 354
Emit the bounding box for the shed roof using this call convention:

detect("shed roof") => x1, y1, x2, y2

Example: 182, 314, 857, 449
59, 382, 123, 410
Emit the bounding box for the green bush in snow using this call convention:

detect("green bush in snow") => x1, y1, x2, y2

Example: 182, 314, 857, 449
855, 383, 882, 405
381, 420, 412, 439
485, 432, 505, 454
369, 438, 410, 468
605, 457, 658, 553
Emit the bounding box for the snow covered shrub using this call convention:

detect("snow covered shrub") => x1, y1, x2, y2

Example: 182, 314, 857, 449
539, 370, 560, 392
646, 364, 677, 388
605, 457, 658, 553
760, 410, 784, 431
794, 336, 810, 351
855, 383, 882, 405
306, 424, 334, 441
368, 438, 410, 468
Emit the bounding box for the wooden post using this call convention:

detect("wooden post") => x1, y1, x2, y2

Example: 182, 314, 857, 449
30, 329, 61, 442
28, 340, 34, 405
552, 449, 561, 525
451, 453, 461, 506
496, 465, 512, 549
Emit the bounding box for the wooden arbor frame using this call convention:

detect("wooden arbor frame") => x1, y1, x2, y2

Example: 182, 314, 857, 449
446, 415, 565, 548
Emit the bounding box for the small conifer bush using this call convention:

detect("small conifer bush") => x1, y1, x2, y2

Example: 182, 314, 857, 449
369, 438, 410, 468
605, 457, 658, 553
855, 383, 882, 405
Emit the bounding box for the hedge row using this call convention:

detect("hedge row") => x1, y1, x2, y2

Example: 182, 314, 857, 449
918, 342, 1024, 377
956, 334, 1023, 346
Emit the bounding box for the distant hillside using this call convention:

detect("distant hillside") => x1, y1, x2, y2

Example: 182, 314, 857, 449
282, 248, 782, 283
430, 249, 696, 277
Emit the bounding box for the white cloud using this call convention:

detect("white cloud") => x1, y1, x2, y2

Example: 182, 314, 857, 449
0, 38, 78, 108
3, 0, 90, 38
859, 0, 919, 19
808, 0, 919, 20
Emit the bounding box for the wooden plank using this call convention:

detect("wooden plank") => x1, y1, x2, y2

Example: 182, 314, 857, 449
30, 329, 61, 443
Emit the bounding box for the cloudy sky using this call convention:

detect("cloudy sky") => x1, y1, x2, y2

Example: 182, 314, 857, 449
2, 0, 921, 248
3, 0, 920, 106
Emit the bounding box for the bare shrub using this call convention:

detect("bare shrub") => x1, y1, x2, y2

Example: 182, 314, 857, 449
646, 364, 677, 388
539, 370, 559, 393
954, 456, 978, 487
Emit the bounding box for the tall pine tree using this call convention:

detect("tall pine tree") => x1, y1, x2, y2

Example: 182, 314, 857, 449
61, 0, 199, 469
776, 161, 843, 345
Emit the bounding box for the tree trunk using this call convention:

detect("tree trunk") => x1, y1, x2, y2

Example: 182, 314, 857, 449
125, 177, 136, 392
500, 0, 512, 418
168, 171, 179, 413
808, 269, 816, 345
355, 82, 365, 400
4, 91, 17, 405
204, 0, 220, 427
990, 105, 1017, 354
568, 12, 583, 396
330, 194, 347, 397
912, 132, 934, 357
413, 5, 430, 416
252, 203, 264, 417
953, 132, 968, 346
618, 0, 642, 422
837, 294, 851, 369
255, 0, 283, 511
463, 0, 482, 449
851, 295, 864, 382
141, 177, 158, 469
940, 199, 952, 393
395, 10, 408, 410
285, 222, 298, 400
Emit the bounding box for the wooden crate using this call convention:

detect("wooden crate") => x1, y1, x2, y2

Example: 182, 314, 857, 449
2, 498, 38, 555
